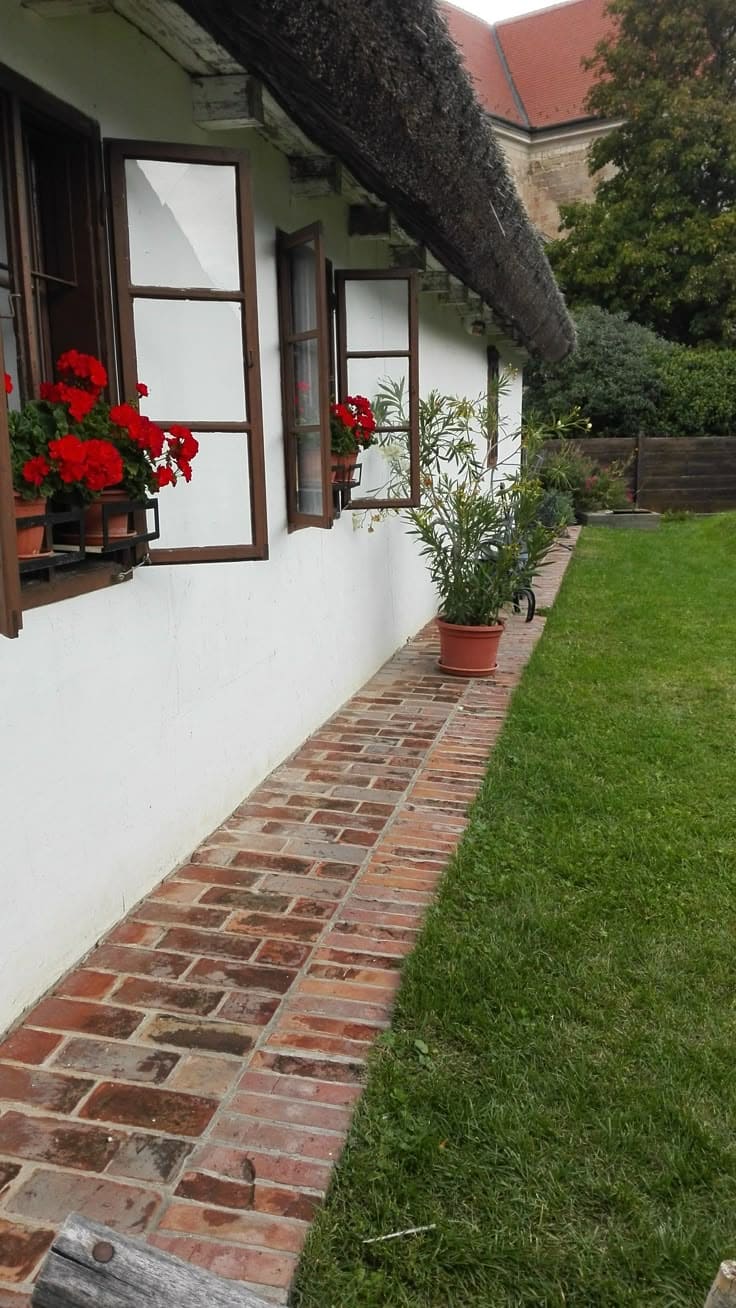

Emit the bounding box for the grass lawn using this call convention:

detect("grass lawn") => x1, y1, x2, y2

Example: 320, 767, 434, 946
292, 515, 736, 1308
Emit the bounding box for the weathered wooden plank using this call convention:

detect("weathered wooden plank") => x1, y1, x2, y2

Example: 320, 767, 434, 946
32, 1214, 273, 1308
390, 243, 426, 269
192, 74, 264, 129
289, 154, 342, 196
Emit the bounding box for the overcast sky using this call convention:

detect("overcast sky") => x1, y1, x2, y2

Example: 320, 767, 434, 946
449, 0, 568, 22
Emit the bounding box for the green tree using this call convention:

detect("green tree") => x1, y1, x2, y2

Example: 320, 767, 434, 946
548, 0, 736, 345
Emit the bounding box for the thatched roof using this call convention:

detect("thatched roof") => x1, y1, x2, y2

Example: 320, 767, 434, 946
178, 0, 576, 361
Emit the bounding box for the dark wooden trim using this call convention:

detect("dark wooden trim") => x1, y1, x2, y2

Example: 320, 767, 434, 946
0, 338, 22, 639
276, 222, 333, 532
487, 344, 499, 468
128, 285, 245, 302
107, 138, 269, 564
336, 268, 420, 510
0, 59, 98, 138
348, 205, 391, 237
21, 560, 132, 612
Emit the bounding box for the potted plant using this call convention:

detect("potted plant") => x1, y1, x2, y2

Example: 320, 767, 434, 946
329, 394, 377, 483
406, 396, 558, 676
7, 351, 199, 554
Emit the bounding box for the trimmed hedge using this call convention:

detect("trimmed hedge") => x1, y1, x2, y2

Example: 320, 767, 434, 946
525, 306, 736, 437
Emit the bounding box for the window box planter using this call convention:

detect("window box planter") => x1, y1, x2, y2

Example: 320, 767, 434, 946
55, 495, 160, 555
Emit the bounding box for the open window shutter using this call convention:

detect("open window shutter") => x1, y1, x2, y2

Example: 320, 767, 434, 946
107, 140, 268, 564
335, 268, 419, 509
0, 334, 22, 638
277, 223, 333, 530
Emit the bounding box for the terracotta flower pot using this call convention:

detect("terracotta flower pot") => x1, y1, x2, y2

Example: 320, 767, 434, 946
436, 616, 504, 678
14, 495, 47, 559
83, 490, 133, 548
331, 452, 359, 485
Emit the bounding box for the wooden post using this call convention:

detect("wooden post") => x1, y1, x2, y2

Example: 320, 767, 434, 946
635, 431, 645, 506
705, 1261, 736, 1307
32, 1214, 273, 1308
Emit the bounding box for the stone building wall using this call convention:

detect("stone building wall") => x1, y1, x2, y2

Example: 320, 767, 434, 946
495, 122, 616, 240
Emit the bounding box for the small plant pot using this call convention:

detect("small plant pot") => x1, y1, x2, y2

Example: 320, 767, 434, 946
14, 495, 47, 558
83, 491, 135, 548
331, 453, 359, 485
437, 617, 504, 678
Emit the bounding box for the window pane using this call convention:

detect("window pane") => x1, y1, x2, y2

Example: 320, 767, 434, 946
347, 356, 409, 425
293, 338, 320, 427
290, 241, 317, 334
345, 278, 409, 352
354, 433, 411, 502
295, 428, 324, 517
0, 166, 20, 409
125, 159, 240, 291
156, 432, 252, 550
133, 298, 246, 422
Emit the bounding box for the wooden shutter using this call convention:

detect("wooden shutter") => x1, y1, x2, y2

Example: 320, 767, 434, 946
108, 140, 268, 564
277, 223, 333, 530
335, 268, 419, 509
0, 333, 22, 638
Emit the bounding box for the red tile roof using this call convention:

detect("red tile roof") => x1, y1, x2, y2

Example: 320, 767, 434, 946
442, 0, 615, 130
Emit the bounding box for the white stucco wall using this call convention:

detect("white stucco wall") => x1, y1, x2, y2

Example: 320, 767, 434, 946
0, 1, 523, 1031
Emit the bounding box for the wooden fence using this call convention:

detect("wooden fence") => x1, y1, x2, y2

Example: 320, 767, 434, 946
541, 436, 736, 513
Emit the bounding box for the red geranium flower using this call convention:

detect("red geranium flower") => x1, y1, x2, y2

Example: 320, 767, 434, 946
82, 439, 123, 492
49, 434, 87, 484
156, 465, 176, 489
56, 349, 107, 392
22, 455, 50, 488
4, 373, 12, 395
136, 382, 149, 397
167, 425, 199, 463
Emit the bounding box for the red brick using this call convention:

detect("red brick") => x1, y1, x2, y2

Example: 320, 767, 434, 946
175, 865, 261, 889
51, 1037, 179, 1085
0, 1112, 120, 1172
289, 899, 336, 921
313, 861, 360, 882
211, 1116, 342, 1162
92, 944, 191, 980
187, 958, 296, 995
0, 1030, 61, 1066
0, 1165, 20, 1200
253, 1185, 321, 1222
252, 1051, 363, 1084
0, 1219, 53, 1284
287, 796, 356, 813
191, 1144, 332, 1194
229, 1092, 351, 1133
26, 998, 143, 1040
226, 914, 323, 944
106, 921, 163, 946
298, 977, 397, 1005
238, 1069, 361, 1107
252, 940, 312, 969
106, 1134, 192, 1183
166, 1055, 240, 1098
57, 969, 116, 1000
231, 852, 315, 875
148, 1234, 297, 1289
285, 991, 391, 1024
199, 888, 292, 913
133, 902, 229, 929
149, 880, 203, 904
0, 1063, 92, 1113
142, 1015, 257, 1058
216, 994, 280, 1027
307, 963, 400, 990
111, 978, 224, 1016
314, 947, 402, 971
80, 1082, 217, 1137
6, 1169, 161, 1235
157, 928, 259, 962
266, 1030, 370, 1061
158, 1203, 307, 1254
175, 1170, 254, 1210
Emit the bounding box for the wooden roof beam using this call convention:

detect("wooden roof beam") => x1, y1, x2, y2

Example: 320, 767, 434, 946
289, 155, 342, 196
192, 74, 264, 130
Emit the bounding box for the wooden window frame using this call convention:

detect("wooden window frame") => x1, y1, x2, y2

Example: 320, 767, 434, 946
0, 331, 22, 639
487, 345, 500, 468
335, 268, 420, 510
277, 222, 333, 531
108, 139, 268, 565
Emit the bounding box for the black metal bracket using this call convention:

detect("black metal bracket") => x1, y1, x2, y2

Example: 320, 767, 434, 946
331, 461, 362, 517
18, 506, 86, 577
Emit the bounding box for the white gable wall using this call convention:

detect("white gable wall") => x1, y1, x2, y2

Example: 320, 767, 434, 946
0, 2, 522, 1032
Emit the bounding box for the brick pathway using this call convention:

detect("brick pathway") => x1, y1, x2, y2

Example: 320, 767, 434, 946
0, 533, 578, 1306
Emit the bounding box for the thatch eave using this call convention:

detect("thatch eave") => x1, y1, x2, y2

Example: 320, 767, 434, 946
176, 0, 576, 362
